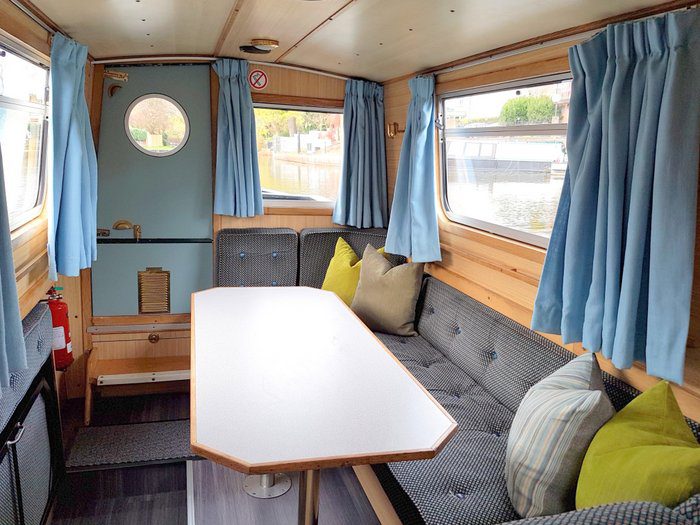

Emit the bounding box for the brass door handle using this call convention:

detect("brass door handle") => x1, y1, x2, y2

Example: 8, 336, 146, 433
148, 333, 160, 344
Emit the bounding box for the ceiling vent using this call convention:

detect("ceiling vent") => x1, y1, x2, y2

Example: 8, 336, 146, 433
239, 39, 279, 54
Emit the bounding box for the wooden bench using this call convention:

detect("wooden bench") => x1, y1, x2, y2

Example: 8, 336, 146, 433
84, 325, 190, 425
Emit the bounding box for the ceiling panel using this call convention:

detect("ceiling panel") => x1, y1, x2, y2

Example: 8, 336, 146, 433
31, 0, 676, 79
32, 0, 235, 58
283, 0, 667, 81
218, 0, 349, 62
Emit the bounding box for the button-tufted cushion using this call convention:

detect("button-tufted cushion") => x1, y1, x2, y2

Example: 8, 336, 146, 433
377, 332, 518, 525
215, 228, 298, 287
0, 303, 53, 432
374, 277, 700, 525
298, 228, 405, 288
416, 278, 576, 413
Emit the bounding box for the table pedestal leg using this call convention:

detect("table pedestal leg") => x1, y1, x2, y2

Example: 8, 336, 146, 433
243, 472, 292, 498
298, 469, 320, 525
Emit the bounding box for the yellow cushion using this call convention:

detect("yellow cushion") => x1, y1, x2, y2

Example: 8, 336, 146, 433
321, 237, 384, 306
576, 381, 700, 509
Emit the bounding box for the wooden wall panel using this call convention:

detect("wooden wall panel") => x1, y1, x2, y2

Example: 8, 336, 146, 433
247, 63, 345, 103
0, 0, 50, 59
382, 43, 700, 420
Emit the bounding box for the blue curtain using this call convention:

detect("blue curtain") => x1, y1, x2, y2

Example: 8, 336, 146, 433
49, 33, 98, 279
0, 146, 27, 394
212, 59, 262, 217
532, 9, 700, 383
385, 75, 441, 262
333, 79, 387, 228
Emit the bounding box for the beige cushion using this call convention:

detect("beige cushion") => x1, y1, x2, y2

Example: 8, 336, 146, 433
351, 245, 424, 336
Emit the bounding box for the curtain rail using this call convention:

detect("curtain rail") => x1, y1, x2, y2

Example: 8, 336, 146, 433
9, 0, 56, 35
91, 55, 350, 81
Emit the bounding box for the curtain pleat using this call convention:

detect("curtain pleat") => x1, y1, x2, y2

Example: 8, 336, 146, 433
333, 79, 388, 228
212, 59, 263, 217
49, 33, 98, 278
0, 146, 27, 394
532, 9, 700, 383
385, 75, 441, 263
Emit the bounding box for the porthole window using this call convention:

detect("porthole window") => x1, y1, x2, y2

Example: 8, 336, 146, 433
125, 94, 189, 157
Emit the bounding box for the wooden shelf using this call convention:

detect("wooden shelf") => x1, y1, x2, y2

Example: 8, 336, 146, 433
90, 356, 190, 381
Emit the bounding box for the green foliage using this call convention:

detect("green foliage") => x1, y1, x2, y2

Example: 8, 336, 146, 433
254, 108, 338, 148
130, 127, 147, 142
500, 95, 555, 125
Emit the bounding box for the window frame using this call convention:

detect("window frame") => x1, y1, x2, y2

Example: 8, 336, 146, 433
253, 102, 344, 207
0, 39, 50, 232
124, 93, 191, 158
438, 73, 572, 249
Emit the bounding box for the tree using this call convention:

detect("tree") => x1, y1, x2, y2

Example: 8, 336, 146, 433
500, 95, 555, 125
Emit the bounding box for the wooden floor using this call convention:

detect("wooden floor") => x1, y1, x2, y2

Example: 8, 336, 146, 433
50, 393, 379, 524
192, 461, 379, 525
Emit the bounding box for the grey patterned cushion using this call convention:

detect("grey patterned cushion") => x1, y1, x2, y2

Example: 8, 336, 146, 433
377, 332, 518, 525
503, 496, 700, 524
298, 228, 405, 288
676, 495, 700, 524
0, 303, 53, 432
374, 276, 700, 525
215, 228, 298, 287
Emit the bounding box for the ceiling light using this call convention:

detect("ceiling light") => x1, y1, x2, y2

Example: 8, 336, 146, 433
251, 39, 279, 51
240, 39, 279, 55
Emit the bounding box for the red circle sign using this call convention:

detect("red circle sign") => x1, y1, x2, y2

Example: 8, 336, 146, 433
248, 69, 268, 91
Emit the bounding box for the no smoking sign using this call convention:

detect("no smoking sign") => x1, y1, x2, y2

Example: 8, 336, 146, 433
248, 69, 268, 91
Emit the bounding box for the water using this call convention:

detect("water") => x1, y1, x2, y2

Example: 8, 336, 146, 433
259, 154, 341, 202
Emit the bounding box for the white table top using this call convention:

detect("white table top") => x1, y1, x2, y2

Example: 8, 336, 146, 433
191, 287, 457, 474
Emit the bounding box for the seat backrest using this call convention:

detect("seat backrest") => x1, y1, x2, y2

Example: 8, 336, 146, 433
215, 228, 298, 287
298, 228, 406, 288
415, 276, 700, 439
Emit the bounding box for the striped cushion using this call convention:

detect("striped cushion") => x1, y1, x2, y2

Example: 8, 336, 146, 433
505, 353, 615, 518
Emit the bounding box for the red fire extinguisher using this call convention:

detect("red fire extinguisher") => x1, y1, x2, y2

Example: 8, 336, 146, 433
47, 287, 74, 371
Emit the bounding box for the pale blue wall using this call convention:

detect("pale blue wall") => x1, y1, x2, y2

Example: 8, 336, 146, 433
92, 244, 212, 316
92, 65, 213, 315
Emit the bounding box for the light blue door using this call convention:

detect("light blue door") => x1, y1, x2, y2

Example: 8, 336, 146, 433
92, 65, 213, 315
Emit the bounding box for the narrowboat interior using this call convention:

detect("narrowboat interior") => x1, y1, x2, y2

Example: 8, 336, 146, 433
1, 0, 699, 524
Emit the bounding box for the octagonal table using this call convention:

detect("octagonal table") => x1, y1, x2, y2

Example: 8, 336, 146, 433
191, 287, 457, 525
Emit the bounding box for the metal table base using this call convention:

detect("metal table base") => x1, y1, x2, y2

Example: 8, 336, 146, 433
243, 472, 292, 498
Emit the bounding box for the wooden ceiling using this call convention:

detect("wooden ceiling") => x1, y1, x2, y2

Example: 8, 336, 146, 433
32, 0, 681, 81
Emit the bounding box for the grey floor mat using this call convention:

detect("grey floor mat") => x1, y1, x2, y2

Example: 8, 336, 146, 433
66, 419, 198, 471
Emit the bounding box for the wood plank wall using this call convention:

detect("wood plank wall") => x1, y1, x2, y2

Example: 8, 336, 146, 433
383, 41, 700, 420
212, 64, 346, 235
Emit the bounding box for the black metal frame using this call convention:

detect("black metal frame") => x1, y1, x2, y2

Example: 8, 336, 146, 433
0, 357, 65, 525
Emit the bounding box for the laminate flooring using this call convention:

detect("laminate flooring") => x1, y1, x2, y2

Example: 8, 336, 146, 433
50, 393, 380, 525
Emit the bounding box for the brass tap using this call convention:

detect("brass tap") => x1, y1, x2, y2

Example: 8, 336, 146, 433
112, 219, 142, 240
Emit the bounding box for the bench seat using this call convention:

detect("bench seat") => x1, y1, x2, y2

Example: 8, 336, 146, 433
375, 277, 700, 525
216, 227, 700, 524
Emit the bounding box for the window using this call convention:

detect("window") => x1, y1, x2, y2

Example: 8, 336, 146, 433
125, 94, 189, 157
0, 46, 49, 230
254, 106, 343, 203
440, 75, 571, 247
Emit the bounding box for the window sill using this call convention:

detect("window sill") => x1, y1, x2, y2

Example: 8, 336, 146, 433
263, 200, 334, 216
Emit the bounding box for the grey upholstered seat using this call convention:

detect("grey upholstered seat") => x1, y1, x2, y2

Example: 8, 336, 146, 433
374, 277, 700, 525
0, 303, 52, 433
215, 228, 298, 287
298, 228, 405, 288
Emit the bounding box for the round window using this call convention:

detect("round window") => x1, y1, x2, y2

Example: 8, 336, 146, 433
125, 94, 189, 157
